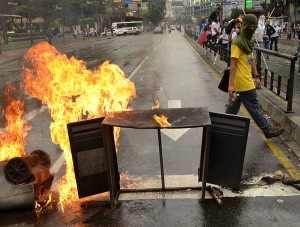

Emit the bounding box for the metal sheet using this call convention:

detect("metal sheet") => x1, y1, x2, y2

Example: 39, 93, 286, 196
67, 117, 110, 198
102, 107, 211, 129
205, 112, 250, 190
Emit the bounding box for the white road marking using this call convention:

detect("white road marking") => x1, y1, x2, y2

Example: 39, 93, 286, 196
161, 100, 190, 141
128, 37, 163, 80
128, 57, 149, 80
0, 104, 48, 131
50, 153, 65, 174
118, 174, 300, 201
24, 105, 48, 121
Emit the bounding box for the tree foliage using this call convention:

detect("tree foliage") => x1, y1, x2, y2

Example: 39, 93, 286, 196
147, 0, 166, 26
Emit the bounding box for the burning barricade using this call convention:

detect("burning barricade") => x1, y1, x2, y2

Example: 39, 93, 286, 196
0, 150, 53, 210
0, 83, 53, 210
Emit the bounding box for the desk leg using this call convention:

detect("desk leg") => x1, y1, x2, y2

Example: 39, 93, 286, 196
157, 129, 165, 190
200, 126, 211, 200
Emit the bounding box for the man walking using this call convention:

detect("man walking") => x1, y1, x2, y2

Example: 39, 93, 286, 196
226, 14, 284, 139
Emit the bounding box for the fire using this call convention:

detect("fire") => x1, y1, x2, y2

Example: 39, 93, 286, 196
152, 100, 160, 109
35, 193, 52, 213
153, 114, 171, 127
0, 83, 31, 161
21, 42, 136, 211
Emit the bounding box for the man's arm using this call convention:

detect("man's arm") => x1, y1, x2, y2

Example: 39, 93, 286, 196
228, 57, 238, 97
251, 58, 261, 88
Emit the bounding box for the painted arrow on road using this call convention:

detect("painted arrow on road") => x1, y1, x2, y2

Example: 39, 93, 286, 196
161, 100, 190, 141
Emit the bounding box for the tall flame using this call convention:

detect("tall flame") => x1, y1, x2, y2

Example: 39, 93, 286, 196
21, 42, 136, 210
0, 83, 31, 161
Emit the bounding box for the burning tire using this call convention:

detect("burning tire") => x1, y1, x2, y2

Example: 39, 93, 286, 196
5, 157, 32, 184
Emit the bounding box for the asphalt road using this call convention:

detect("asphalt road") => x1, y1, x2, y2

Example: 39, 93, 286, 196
0, 31, 300, 226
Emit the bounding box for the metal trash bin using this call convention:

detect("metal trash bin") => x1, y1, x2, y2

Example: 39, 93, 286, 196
67, 117, 120, 210
205, 112, 250, 190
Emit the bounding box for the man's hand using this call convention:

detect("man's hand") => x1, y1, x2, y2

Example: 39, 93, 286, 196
254, 77, 261, 89
228, 85, 235, 97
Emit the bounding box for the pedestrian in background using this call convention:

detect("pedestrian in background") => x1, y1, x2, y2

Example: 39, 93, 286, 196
219, 20, 229, 49
295, 28, 300, 73
226, 14, 284, 139
211, 16, 220, 44
229, 18, 242, 43
0, 29, 3, 43
254, 15, 270, 59
270, 23, 280, 51
52, 28, 58, 44
287, 22, 292, 40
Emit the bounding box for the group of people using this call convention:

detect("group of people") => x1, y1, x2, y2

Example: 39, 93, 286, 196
200, 8, 285, 139
202, 11, 281, 55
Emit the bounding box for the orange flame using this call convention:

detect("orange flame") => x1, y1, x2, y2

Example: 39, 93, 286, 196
153, 114, 171, 127
21, 42, 136, 211
35, 193, 52, 213
152, 100, 159, 109
0, 83, 31, 161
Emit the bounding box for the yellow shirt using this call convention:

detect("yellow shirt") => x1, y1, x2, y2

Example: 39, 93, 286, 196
231, 44, 256, 92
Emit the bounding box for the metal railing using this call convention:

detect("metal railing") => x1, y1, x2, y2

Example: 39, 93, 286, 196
254, 47, 296, 112
185, 28, 297, 112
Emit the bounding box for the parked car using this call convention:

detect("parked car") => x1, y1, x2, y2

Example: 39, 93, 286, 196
126, 27, 139, 35
154, 26, 163, 34
115, 28, 126, 36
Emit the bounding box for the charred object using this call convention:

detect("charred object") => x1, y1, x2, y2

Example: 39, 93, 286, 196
0, 150, 54, 210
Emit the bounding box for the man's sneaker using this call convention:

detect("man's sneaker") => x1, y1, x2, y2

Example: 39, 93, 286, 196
263, 126, 284, 139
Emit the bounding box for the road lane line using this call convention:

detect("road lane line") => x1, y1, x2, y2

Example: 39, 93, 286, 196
0, 105, 48, 131
128, 56, 149, 80
266, 141, 300, 179
161, 100, 190, 141
128, 36, 165, 80
25, 105, 48, 121
50, 153, 65, 174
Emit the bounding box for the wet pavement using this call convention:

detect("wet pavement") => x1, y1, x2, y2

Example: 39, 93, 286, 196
0, 32, 300, 226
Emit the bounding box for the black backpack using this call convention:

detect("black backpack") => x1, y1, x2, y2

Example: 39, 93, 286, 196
268, 25, 276, 36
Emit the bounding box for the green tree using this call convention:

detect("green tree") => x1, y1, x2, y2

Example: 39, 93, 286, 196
147, 0, 166, 26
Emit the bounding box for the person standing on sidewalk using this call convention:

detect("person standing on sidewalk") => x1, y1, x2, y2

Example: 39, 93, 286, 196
226, 14, 284, 139
270, 23, 280, 51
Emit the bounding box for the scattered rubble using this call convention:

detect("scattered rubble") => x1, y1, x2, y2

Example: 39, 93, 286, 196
258, 171, 300, 191
258, 176, 276, 185
207, 186, 223, 207
273, 170, 285, 181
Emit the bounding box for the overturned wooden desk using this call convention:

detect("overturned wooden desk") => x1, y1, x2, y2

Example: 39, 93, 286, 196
102, 107, 212, 207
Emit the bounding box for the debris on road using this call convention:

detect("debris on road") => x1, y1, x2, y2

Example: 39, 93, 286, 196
277, 199, 284, 204
258, 176, 276, 185
282, 177, 300, 185
207, 186, 223, 207
273, 170, 285, 181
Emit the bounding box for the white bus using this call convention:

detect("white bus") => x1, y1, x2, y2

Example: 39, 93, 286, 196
112, 21, 144, 35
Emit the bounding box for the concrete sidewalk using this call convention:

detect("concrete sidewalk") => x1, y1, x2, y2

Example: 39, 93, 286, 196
185, 35, 300, 159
